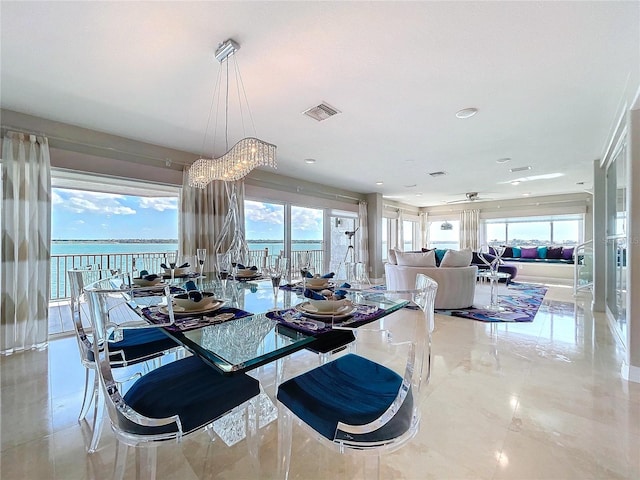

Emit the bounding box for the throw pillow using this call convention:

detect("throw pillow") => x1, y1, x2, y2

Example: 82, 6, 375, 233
434, 249, 447, 266
537, 246, 548, 259
546, 246, 563, 259
521, 247, 538, 259
512, 246, 522, 258
501, 246, 514, 258
440, 248, 472, 267
396, 250, 436, 267
387, 249, 398, 265
561, 247, 574, 260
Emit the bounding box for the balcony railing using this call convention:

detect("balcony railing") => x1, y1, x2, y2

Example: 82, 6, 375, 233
49, 248, 325, 301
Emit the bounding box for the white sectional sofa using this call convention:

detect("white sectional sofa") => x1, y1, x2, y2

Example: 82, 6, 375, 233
384, 249, 478, 309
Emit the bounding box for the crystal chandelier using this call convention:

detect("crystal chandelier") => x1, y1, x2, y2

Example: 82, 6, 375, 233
188, 39, 277, 188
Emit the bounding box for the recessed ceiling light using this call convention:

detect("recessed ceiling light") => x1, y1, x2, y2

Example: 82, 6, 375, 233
375, 181, 384, 186
428, 171, 447, 177
455, 107, 478, 119
510, 166, 532, 173
404, 184, 417, 188
576, 181, 585, 185
496, 157, 511, 164
522, 193, 531, 196
304, 158, 316, 164
511, 181, 521, 186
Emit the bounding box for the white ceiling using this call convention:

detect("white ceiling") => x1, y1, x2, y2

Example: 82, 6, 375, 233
1, 1, 638, 207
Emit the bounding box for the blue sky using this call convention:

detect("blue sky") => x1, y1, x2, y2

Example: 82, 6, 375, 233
52, 188, 178, 240
52, 190, 323, 241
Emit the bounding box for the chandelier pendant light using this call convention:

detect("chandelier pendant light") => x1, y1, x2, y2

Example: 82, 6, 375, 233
188, 39, 277, 188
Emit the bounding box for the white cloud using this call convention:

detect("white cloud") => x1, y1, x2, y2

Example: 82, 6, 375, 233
292, 207, 323, 232
138, 197, 178, 212
245, 201, 283, 225
54, 189, 136, 215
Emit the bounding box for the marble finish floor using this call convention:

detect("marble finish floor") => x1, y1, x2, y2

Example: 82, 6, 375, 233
1, 285, 639, 479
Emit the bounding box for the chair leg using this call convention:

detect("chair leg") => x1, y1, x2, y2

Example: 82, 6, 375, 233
136, 446, 157, 480
246, 398, 259, 460
78, 368, 96, 421
113, 441, 128, 480
277, 403, 293, 480
88, 386, 105, 453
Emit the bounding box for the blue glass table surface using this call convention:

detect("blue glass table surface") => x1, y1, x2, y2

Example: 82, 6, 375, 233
131, 275, 407, 374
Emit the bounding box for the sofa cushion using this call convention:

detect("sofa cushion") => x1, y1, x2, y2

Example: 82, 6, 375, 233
387, 249, 398, 265
546, 246, 563, 260
537, 246, 548, 259
561, 247, 574, 260
395, 250, 436, 267
521, 247, 538, 259
501, 246, 514, 258
440, 248, 472, 267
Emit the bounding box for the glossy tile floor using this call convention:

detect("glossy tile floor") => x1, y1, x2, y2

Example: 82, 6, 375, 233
2, 285, 639, 479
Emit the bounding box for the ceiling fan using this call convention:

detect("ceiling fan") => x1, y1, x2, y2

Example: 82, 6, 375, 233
445, 192, 493, 204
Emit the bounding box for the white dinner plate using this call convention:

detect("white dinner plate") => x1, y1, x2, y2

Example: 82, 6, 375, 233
303, 283, 333, 291
159, 300, 225, 317
294, 302, 356, 320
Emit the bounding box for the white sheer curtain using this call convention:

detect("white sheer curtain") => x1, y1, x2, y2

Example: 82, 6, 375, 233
396, 210, 404, 250
180, 168, 245, 272
460, 209, 480, 251
357, 201, 369, 264
420, 212, 428, 248
1, 132, 51, 355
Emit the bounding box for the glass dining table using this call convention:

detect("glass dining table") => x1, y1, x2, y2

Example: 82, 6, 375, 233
128, 273, 408, 375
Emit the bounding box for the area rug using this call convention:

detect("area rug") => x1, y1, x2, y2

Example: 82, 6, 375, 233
436, 282, 548, 322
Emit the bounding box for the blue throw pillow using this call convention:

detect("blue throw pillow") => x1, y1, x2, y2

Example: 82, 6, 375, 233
537, 246, 548, 259
512, 247, 521, 258
435, 249, 447, 266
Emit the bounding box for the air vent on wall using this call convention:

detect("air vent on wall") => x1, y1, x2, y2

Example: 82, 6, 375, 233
429, 171, 447, 177
302, 102, 341, 122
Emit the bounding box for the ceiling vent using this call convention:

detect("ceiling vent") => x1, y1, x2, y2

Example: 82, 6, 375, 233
429, 171, 447, 177
302, 102, 341, 122
510, 166, 532, 173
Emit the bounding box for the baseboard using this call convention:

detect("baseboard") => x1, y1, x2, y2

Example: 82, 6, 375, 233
515, 275, 573, 286
621, 363, 640, 383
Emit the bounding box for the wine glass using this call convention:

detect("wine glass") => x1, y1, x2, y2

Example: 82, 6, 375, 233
165, 250, 178, 282
197, 248, 207, 278
297, 251, 311, 279
268, 257, 288, 309
216, 252, 231, 296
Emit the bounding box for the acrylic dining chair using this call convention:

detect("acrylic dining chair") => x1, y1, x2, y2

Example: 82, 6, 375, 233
67, 268, 180, 453
83, 273, 261, 479
276, 274, 438, 480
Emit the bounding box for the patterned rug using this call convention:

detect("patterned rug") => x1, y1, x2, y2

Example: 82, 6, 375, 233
436, 282, 548, 322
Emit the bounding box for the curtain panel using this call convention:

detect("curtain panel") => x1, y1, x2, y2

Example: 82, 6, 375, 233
1, 132, 51, 355
179, 168, 246, 272
460, 209, 480, 251
357, 201, 369, 266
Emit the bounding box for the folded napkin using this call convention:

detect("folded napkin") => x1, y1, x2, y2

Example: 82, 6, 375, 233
333, 290, 348, 299
160, 263, 168, 269
137, 270, 160, 281
339, 282, 351, 289
304, 270, 314, 278
184, 280, 198, 291
179, 262, 190, 268
321, 272, 335, 279
235, 264, 258, 271
303, 288, 326, 300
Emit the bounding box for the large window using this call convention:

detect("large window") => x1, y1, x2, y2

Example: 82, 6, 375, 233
244, 199, 324, 273
428, 220, 460, 250
484, 215, 582, 246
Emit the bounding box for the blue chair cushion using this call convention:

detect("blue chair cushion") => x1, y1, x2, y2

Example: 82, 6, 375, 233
277, 354, 413, 442
88, 328, 179, 363
123, 355, 260, 435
